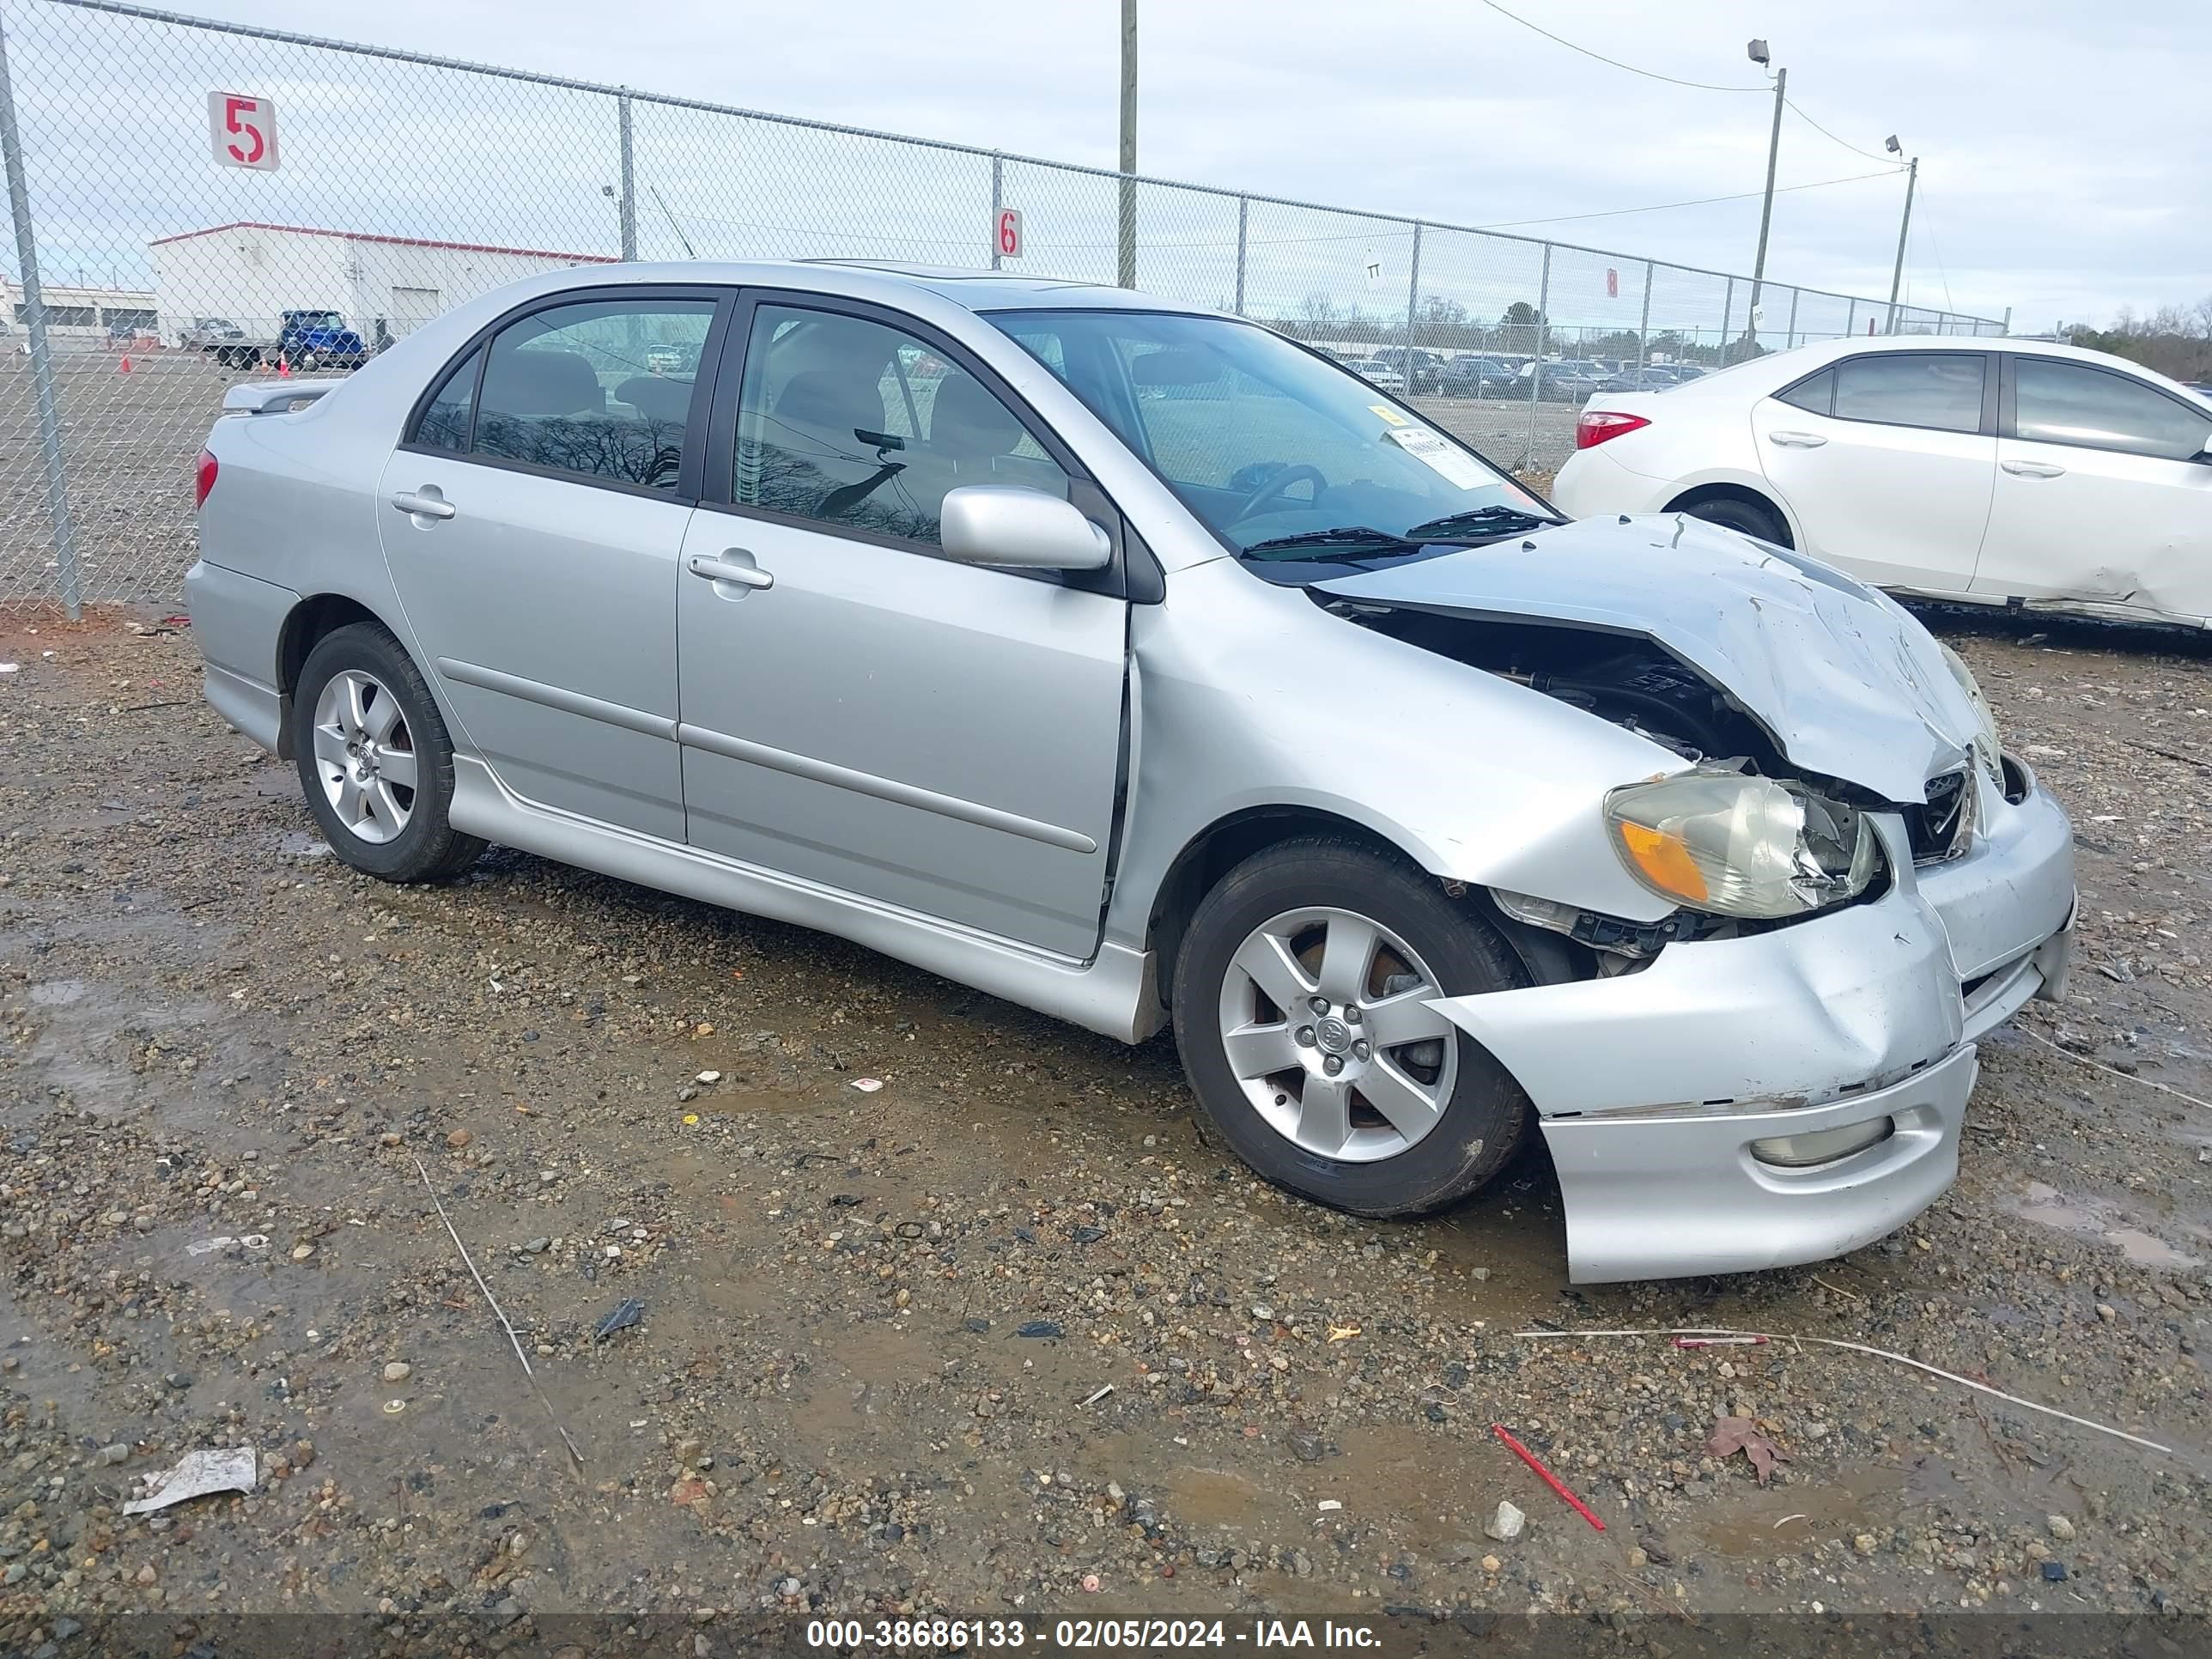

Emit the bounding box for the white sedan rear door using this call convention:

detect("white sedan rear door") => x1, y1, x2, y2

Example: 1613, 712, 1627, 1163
1751, 349, 1996, 596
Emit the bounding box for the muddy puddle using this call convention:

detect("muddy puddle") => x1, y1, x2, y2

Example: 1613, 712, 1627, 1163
2003, 1179, 2206, 1268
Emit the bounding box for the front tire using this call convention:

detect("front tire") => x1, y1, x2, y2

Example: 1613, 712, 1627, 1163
1171, 836, 1534, 1218
293, 623, 485, 883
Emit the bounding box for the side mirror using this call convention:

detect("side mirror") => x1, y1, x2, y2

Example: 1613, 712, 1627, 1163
940, 486, 1112, 571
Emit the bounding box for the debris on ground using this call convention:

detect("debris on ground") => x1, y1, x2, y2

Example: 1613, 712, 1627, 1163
1485, 1500, 1525, 1542
593, 1297, 647, 1342
120, 1447, 257, 1514
1707, 1415, 1791, 1486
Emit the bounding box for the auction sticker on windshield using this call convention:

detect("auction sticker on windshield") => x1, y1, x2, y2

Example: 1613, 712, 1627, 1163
1385, 424, 1489, 489
1370, 404, 1409, 426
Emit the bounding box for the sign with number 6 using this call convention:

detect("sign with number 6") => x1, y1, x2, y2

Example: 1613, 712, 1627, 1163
209, 91, 278, 170
995, 208, 1022, 260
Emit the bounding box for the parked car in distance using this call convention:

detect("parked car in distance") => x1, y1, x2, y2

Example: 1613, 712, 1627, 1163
278, 309, 369, 371
644, 341, 699, 374
1597, 366, 1683, 393
180, 316, 246, 353
1522, 359, 1613, 401
1437, 355, 1519, 398
1555, 335, 2212, 628
1371, 348, 1445, 394
186, 261, 2074, 1283
1347, 357, 1407, 392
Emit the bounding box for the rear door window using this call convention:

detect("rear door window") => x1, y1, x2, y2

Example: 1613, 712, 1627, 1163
465, 296, 717, 489
1832, 353, 1985, 433
1775, 368, 1833, 416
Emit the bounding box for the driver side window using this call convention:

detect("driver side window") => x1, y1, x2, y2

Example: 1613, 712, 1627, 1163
463, 296, 715, 490
732, 305, 1068, 548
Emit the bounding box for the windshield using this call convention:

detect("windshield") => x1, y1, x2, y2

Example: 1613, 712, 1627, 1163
988, 309, 1545, 558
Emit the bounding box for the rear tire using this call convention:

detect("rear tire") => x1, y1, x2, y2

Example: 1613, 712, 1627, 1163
1171, 836, 1534, 1218
293, 623, 485, 884
1680, 495, 1790, 547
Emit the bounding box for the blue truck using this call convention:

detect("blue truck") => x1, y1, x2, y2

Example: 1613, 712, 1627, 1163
199, 308, 370, 371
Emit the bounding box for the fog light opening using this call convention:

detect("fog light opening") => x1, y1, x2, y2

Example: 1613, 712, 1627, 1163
1749, 1116, 1895, 1169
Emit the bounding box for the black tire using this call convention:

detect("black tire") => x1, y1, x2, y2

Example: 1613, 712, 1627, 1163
293, 623, 486, 884
1170, 836, 1534, 1218
1680, 495, 1790, 547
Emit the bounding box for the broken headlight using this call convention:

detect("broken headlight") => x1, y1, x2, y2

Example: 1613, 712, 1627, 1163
1937, 641, 2004, 785
1604, 765, 1879, 919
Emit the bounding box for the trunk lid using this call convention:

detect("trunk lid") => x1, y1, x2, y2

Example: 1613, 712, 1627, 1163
1316, 513, 1978, 803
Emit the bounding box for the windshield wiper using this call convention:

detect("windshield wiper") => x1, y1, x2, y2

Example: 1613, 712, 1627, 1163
1401, 504, 1565, 539
1239, 526, 1419, 559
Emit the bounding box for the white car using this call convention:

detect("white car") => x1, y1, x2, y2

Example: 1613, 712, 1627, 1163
1349, 358, 1407, 392
1553, 337, 2212, 628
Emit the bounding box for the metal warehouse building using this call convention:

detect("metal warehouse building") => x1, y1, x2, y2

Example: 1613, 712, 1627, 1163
148, 222, 616, 349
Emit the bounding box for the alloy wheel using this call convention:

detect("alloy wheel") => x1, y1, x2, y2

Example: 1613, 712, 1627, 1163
309, 668, 417, 845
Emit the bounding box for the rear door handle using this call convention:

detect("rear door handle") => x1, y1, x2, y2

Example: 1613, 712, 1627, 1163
1765, 430, 1828, 448
687, 550, 774, 591
2001, 459, 2066, 478
389, 489, 455, 520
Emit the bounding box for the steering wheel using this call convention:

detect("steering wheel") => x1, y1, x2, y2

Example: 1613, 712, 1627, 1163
1229, 464, 1328, 524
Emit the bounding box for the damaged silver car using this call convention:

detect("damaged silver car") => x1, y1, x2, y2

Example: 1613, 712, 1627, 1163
185, 262, 2076, 1282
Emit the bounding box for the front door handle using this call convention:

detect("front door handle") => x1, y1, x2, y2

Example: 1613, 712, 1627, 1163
687, 550, 774, 592
2002, 459, 2066, 478
389, 489, 455, 520
1765, 430, 1828, 448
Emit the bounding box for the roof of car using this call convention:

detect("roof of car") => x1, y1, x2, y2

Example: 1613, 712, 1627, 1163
562, 258, 1222, 315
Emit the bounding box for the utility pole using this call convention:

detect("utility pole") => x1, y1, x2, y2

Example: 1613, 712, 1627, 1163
1747, 46, 1784, 349
1886, 155, 1918, 333
1117, 0, 1138, 288
1747, 63, 1784, 325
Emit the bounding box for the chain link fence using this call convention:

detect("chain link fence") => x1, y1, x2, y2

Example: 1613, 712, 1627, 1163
0, 0, 2006, 613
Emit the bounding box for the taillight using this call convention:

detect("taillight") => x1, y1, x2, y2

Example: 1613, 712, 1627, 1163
1576, 410, 1650, 450
194, 448, 218, 509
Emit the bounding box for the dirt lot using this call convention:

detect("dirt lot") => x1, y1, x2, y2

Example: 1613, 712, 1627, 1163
0, 606, 2208, 1650
0, 348, 1581, 610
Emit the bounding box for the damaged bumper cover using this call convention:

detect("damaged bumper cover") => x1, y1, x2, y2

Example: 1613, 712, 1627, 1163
1431, 783, 2075, 1282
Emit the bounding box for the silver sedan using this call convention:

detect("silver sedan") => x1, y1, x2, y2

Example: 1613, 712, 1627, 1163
186, 261, 2075, 1281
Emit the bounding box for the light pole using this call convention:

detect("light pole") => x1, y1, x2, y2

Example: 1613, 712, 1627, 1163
1884, 135, 1918, 334
1117, 0, 1138, 288
1745, 39, 1784, 361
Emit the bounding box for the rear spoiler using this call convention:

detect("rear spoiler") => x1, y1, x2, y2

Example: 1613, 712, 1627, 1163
221, 380, 340, 416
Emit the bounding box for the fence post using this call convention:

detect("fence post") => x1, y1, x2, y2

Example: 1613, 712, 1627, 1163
1846, 297, 1857, 339
616, 92, 637, 259
1719, 276, 1734, 363
1233, 196, 1249, 317
1637, 261, 1652, 371
0, 12, 79, 619
1785, 287, 1799, 349
1525, 243, 1551, 471
989, 154, 1004, 270
1401, 222, 1422, 386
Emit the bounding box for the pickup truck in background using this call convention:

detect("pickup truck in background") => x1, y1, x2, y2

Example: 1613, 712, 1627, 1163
187, 308, 370, 371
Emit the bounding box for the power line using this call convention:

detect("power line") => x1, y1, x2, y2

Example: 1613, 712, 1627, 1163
1783, 98, 1897, 165
1473, 0, 1765, 92
1914, 182, 1958, 316
1477, 168, 1902, 231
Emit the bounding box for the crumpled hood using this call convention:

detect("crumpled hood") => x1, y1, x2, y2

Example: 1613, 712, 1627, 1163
1316, 513, 1979, 803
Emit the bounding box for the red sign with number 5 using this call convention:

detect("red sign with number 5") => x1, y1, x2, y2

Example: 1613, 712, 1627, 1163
209, 91, 278, 171
995, 209, 1022, 260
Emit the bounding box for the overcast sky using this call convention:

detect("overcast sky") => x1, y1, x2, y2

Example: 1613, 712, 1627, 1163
36, 0, 2209, 330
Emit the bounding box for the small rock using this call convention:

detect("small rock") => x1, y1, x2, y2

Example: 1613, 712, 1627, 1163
523, 1237, 551, 1255
1480, 1554, 1501, 1573
447, 1128, 474, 1150
1484, 1500, 1524, 1542
2095, 1304, 2117, 1323
290, 1244, 315, 1261
383, 1362, 412, 1384
1853, 1533, 1877, 1557
2042, 1560, 2069, 1583
2046, 1514, 2076, 1542
99, 1444, 128, 1466
135, 1564, 156, 1585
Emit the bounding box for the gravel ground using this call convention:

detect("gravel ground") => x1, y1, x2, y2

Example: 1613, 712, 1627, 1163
0, 606, 2207, 1647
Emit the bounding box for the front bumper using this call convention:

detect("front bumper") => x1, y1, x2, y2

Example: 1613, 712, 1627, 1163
1431, 781, 2075, 1282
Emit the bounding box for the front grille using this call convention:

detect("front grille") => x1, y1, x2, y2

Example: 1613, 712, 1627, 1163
1903, 769, 1974, 864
